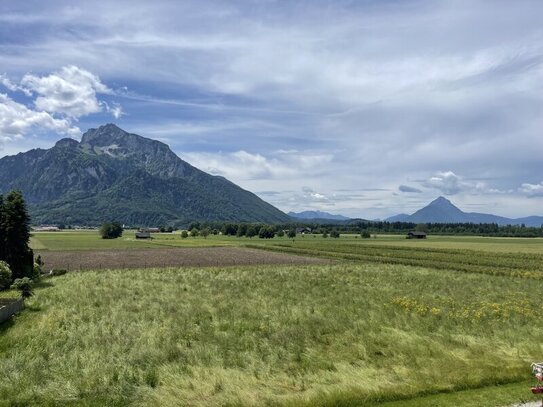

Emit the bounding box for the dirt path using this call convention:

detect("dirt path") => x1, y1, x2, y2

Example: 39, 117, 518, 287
36, 246, 331, 271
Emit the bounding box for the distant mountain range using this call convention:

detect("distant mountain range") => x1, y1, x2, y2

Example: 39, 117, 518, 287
288, 210, 350, 221
0, 124, 291, 226
386, 196, 543, 227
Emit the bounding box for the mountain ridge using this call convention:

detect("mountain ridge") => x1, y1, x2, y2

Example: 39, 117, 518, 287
386, 196, 543, 227
0, 124, 290, 226
288, 210, 350, 221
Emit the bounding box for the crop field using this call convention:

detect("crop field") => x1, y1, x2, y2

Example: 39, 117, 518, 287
1, 263, 542, 406
4, 231, 542, 405
36, 247, 329, 271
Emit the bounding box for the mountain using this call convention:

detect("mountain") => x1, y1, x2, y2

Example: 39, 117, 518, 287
386, 196, 543, 227
0, 124, 291, 226
288, 210, 350, 221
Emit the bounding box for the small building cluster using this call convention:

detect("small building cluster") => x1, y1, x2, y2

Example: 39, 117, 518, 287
406, 231, 427, 239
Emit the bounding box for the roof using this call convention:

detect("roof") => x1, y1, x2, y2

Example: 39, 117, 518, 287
408, 231, 427, 236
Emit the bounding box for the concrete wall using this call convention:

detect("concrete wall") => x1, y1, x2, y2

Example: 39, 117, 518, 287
0, 298, 24, 324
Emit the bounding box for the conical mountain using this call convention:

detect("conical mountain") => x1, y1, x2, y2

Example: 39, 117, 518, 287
386, 196, 543, 226
0, 124, 290, 226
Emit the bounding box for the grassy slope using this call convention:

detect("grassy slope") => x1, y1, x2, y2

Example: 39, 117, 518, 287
1, 264, 542, 406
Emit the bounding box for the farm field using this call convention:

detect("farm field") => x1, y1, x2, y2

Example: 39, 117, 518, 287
11, 231, 543, 405
31, 230, 543, 253
1, 263, 542, 406
36, 247, 329, 271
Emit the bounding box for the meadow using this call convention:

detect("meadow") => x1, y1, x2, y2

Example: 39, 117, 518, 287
0, 231, 540, 405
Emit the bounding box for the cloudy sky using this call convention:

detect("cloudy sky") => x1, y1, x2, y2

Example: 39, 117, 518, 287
1, 0, 542, 219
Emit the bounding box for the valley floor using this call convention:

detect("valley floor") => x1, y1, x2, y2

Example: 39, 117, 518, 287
0, 233, 541, 405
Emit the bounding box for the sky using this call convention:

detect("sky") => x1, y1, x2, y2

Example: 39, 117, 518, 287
1, 0, 542, 219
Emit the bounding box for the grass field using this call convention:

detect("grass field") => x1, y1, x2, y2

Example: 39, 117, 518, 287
5, 231, 542, 405
30, 230, 543, 253
1, 263, 542, 406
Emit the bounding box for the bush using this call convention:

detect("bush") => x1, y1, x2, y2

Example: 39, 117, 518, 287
180, 230, 189, 239
190, 229, 199, 237
100, 222, 123, 239
330, 230, 340, 238
287, 229, 297, 239
32, 262, 41, 281
276, 229, 285, 237
361, 230, 371, 239
11, 277, 33, 298
0, 261, 12, 290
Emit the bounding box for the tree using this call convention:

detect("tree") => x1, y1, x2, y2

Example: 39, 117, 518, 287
2, 191, 33, 279
258, 225, 275, 239
180, 230, 189, 239
236, 224, 248, 237
276, 229, 285, 237
246, 225, 258, 238
201, 228, 210, 239
361, 230, 371, 238
330, 230, 340, 238
0, 261, 12, 290
190, 228, 199, 237
287, 229, 296, 238
99, 222, 123, 239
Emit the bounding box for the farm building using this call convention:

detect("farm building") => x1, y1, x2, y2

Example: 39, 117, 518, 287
406, 231, 427, 239
296, 227, 312, 235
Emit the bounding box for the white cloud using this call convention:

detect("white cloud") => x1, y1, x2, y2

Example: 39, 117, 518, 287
20, 65, 112, 118
422, 171, 466, 195
0, 93, 80, 140
520, 182, 543, 197
180, 150, 333, 182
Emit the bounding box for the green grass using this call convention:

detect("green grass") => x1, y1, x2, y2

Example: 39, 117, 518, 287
31, 230, 543, 253
1, 263, 542, 406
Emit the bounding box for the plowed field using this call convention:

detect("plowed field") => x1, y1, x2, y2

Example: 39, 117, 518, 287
36, 246, 330, 271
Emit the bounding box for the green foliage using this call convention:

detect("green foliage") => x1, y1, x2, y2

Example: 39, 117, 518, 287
276, 229, 285, 237
330, 229, 340, 238
180, 230, 188, 239
0, 260, 12, 290
246, 225, 258, 238
322, 231, 328, 238
32, 263, 41, 281
99, 222, 123, 239
190, 229, 199, 237
10, 276, 33, 298
0, 190, 34, 280
200, 228, 210, 239
287, 229, 296, 238
258, 225, 275, 239
361, 230, 371, 238
36, 254, 44, 267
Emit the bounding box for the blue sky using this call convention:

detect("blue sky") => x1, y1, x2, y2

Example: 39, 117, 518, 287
1, 0, 542, 219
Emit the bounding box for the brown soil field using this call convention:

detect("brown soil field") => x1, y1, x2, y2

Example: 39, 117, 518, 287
36, 247, 330, 271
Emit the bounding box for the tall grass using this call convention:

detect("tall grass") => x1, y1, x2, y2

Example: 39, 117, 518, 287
0, 263, 541, 405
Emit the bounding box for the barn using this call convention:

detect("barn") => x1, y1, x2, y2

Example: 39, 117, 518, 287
406, 231, 427, 239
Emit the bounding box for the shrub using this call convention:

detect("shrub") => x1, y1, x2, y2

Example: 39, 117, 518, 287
361, 230, 371, 238
287, 229, 297, 238
32, 262, 41, 281
99, 222, 123, 239
276, 229, 285, 237
11, 277, 33, 298
190, 229, 199, 237
330, 230, 340, 238
0, 261, 12, 290
180, 230, 189, 239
